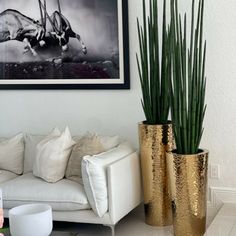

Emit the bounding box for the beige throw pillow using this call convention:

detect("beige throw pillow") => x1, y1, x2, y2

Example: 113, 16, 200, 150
33, 127, 75, 183
65, 133, 119, 184
0, 133, 24, 174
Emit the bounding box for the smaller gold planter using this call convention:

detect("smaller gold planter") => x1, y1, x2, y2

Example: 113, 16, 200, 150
167, 150, 209, 236
139, 122, 174, 226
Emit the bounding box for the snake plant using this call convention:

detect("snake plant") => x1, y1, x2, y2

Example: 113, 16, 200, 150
170, 0, 207, 154
137, 0, 171, 125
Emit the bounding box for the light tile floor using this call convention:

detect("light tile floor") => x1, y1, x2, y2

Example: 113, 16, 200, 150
53, 203, 232, 236
205, 203, 236, 236
5, 203, 223, 236
52, 205, 174, 236
52, 203, 225, 236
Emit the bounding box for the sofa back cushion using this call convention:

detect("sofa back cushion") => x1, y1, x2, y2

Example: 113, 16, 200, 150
0, 133, 24, 175
81, 142, 134, 217
24, 134, 45, 173
33, 127, 75, 183
65, 133, 120, 185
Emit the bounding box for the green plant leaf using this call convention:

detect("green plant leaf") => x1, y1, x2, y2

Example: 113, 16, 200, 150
170, 0, 207, 154
136, 0, 171, 124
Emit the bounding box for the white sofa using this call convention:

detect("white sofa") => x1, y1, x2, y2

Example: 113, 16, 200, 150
0, 133, 142, 235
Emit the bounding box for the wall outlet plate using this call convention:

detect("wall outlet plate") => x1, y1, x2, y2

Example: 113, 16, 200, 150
210, 164, 220, 179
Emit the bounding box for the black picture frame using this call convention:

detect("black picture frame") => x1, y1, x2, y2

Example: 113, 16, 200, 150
0, 0, 130, 90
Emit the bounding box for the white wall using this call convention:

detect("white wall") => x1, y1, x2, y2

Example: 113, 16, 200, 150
173, 0, 236, 189
201, 0, 236, 189
0, 0, 235, 189
0, 0, 144, 147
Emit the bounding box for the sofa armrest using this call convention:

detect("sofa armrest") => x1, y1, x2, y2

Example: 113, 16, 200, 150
107, 152, 142, 224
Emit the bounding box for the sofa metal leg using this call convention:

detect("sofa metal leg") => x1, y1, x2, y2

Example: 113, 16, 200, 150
104, 224, 116, 236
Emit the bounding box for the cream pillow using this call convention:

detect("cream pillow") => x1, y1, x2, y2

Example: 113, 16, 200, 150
33, 127, 75, 183
0, 133, 24, 174
65, 133, 120, 184
81, 142, 134, 217
24, 132, 81, 174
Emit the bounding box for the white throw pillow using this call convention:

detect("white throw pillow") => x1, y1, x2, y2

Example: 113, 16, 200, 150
33, 127, 75, 183
81, 142, 134, 217
0, 133, 24, 175
23, 134, 45, 173
24, 132, 81, 174
65, 132, 120, 184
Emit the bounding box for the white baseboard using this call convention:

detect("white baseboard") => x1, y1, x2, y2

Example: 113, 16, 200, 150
207, 186, 236, 222
209, 186, 236, 206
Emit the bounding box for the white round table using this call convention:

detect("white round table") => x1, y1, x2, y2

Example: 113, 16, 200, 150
9, 204, 52, 236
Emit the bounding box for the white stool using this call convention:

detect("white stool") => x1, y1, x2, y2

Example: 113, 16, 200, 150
9, 204, 52, 236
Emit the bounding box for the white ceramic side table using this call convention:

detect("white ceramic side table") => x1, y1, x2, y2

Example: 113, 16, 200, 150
9, 204, 52, 236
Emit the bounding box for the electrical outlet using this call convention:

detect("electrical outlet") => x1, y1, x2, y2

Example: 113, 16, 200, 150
210, 164, 220, 179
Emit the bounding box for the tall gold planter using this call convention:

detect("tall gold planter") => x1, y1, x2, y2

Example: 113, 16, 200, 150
138, 122, 174, 226
167, 150, 209, 236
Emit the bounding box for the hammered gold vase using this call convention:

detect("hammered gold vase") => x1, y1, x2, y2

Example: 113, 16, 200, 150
138, 122, 174, 226
166, 150, 208, 236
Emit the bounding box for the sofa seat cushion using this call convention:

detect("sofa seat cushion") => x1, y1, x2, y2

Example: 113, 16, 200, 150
0, 173, 90, 211
0, 170, 18, 184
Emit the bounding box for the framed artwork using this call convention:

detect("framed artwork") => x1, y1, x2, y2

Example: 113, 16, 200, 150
0, 0, 130, 89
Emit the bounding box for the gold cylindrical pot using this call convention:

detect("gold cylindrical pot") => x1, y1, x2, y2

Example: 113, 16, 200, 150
167, 150, 209, 236
138, 122, 174, 226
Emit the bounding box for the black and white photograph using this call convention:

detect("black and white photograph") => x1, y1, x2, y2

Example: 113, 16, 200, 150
0, 0, 129, 89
